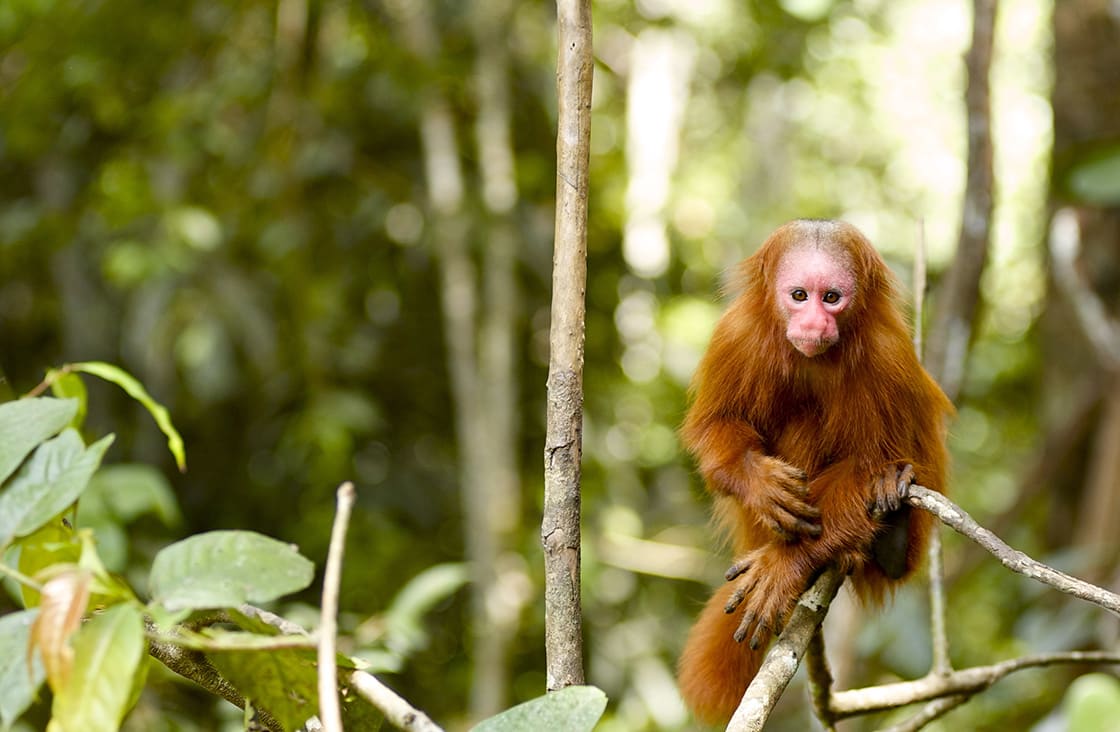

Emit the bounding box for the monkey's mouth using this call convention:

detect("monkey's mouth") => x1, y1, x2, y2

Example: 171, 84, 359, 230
791, 338, 835, 358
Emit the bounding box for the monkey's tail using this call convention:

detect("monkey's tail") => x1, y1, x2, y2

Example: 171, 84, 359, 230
678, 582, 767, 726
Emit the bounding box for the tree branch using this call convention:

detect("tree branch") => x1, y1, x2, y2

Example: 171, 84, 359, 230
543, 0, 593, 692
318, 482, 355, 732
726, 567, 845, 731
830, 650, 1120, 718
905, 486, 1120, 614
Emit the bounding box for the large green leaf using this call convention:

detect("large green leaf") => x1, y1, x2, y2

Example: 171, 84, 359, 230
0, 609, 45, 731
149, 530, 315, 611
208, 646, 382, 732
86, 463, 182, 527
471, 686, 607, 732
208, 647, 319, 730
48, 604, 146, 732
0, 398, 77, 485
0, 431, 114, 548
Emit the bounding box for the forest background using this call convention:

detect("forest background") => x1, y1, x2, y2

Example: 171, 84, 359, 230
2, 0, 1120, 730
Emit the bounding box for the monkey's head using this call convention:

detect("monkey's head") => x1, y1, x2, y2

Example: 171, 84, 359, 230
752, 219, 887, 359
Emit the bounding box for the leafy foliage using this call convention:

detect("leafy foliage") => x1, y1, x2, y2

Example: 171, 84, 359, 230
0, 380, 372, 730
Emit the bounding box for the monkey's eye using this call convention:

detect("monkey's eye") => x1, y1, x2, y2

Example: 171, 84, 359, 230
822, 290, 842, 304
791, 289, 808, 302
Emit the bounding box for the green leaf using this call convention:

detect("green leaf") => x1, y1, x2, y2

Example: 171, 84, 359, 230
69, 362, 186, 472
470, 686, 608, 732
208, 646, 382, 732
0, 609, 45, 731
47, 373, 88, 430
0, 431, 115, 548
16, 520, 81, 607
149, 530, 315, 611
0, 397, 78, 485
1066, 673, 1120, 732
208, 647, 319, 731
384, 563, 469, 654
1067, 148, 1120, 205
48, 604, 146, 732
86, 464, 181, 527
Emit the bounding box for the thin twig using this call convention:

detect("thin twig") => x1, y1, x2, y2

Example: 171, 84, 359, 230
319, 482, 356, 732
830, 650, 1120, 718
906, 486, 1120, 614
348, 670, 445, 732
1049, 207, 1120, 369
877, 693, 971, 732
927, 530, 951, 675
913, 217, 952, 676
806, 627, 836, 731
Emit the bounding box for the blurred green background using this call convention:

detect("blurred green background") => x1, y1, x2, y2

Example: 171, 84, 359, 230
2, 0, 1119, 729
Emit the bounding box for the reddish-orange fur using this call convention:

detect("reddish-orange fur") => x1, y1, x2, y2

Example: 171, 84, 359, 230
677, 220, 953, 725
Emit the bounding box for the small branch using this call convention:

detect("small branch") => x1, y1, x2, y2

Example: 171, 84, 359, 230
726, 567, 845, 731
319, 482, 355, 732
830, 650, 1120, 718
1049, 207, 1120, 370
149, 601, 445, 732
912, 217, 952, 677
348, 670, 445, 732
878, 693, 971, 732
927, 530, 952, 674
906, 486, 1120, 615
806, 627, 836, 731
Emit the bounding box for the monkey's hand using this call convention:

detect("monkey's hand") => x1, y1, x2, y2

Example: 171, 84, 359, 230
868, 463, 915, 517
744, 456, 821, 542
722, 545, 816, 650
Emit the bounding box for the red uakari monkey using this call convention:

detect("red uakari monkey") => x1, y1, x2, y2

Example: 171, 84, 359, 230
677, 219, 953, 724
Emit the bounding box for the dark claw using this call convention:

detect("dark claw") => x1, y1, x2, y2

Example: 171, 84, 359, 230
896, 463, 915, 498
749, 623, 767, 650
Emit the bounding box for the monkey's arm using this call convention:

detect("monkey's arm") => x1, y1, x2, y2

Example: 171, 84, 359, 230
685, 418, 822, 543
723, 458, 902, 647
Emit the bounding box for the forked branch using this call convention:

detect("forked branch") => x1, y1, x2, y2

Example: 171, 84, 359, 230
727, 486, 1120, 731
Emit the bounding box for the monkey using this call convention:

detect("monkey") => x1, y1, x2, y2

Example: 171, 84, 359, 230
676, 219, 953, 724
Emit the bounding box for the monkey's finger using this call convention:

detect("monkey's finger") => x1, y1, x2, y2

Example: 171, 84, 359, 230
725, 558, 752, 582
896, 464, 915, 496
749, 620, 769, 650
724, 585, 747, 614
772, 495, 821, 523
773, 512, 822, 540
780, 468, 810, 495
734, 611, 756, 644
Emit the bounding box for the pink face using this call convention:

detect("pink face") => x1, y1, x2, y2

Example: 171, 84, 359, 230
774, 248, 856, 358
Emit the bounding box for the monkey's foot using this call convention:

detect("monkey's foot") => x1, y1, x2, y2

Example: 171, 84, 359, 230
722, 547, 814, 650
